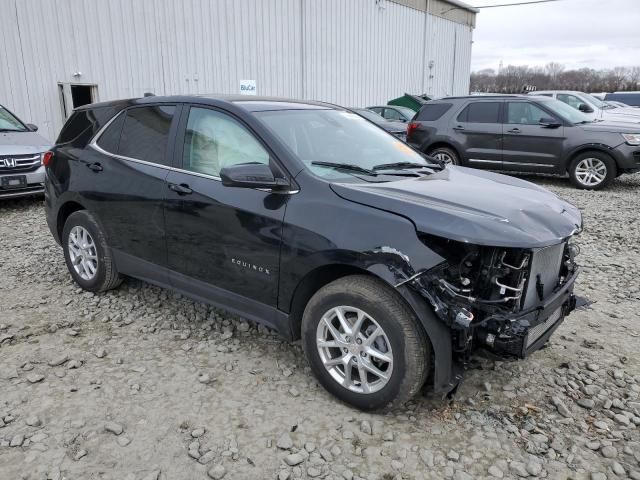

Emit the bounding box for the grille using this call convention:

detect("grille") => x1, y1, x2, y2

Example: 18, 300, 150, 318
526, 307, 562, 348
522, 243, 565, 309
0, 154, 42, 173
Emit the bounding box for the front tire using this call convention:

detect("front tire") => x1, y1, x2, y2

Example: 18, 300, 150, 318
62, 210, 123, 292
568, 151, 616, 190
301, 275, 430, 410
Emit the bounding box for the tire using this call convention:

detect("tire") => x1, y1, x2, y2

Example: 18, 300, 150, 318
427, 146, 459, 166
568, 151, 616, 190
301, 275, 430, 410
61, 210, 123, 292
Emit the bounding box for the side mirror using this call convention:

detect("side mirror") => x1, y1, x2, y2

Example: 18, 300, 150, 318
26, 123, 38, 132
220, 162, 290, 190
578, 103, 594, 113
539, 118, 561, 128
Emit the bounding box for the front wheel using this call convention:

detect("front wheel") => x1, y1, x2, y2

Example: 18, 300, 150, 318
568, 152, 616, 190
301, 276, 430, 410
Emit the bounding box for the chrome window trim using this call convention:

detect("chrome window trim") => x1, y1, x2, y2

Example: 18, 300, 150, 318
468, 158, 554, 168
88, 111, 298, 194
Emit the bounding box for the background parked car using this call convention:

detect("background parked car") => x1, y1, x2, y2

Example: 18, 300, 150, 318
531, 90, 640, 123
0, 104, 51, 199
351, 108, 407, 140
606, 100, 631, 108
604, 92, 640, 107
406, 94, 640, 190
367, 105, 416, 123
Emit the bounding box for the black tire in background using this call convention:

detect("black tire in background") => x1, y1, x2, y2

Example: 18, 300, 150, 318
427, 146, 460, 166
61, 210, 123, 292
301, 275, 430, 411
568, 151, 616, 190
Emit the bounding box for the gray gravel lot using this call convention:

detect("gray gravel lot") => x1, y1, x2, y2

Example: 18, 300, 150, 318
1, 173, 639, 480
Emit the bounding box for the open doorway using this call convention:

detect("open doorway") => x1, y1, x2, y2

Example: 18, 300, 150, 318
58, 83, 98, 118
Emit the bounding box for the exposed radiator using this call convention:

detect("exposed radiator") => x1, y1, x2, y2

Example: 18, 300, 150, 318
522, 243, 565, 309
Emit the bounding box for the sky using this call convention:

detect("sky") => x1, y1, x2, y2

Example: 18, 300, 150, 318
469, 0, 640, 72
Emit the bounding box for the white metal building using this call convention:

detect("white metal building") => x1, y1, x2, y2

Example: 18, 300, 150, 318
1, 0, 477, 141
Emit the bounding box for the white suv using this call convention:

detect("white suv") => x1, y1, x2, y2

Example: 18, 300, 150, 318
0, 104, 51, 199
530, 90, 640, 124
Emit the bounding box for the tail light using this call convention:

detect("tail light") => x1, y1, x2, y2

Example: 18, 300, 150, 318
407, 122, 419, 138
42, 151, 54, 167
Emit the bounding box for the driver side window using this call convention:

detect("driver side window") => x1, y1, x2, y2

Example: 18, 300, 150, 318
557, 94, 582, 110
183, 107, 270, 177
506, 102, 550, 125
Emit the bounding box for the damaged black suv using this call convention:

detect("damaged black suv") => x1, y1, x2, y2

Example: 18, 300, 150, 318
44, 95, 582, 410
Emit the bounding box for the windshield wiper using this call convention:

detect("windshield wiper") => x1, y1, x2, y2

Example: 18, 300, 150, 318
373, 161, 438, 171
311, 161, 377, 176
0, 128, 25, 133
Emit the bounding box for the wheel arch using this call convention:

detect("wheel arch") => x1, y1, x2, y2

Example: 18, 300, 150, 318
424, 142, 462, 164
564, 144, 617, 172
288, 263, 455, 395
56, 200, 87, 241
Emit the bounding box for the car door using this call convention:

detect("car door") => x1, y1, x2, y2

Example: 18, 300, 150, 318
451, 101, 503, 168
87, 104, 178, 268
502, 101, 566, 171
164, 105, 288, 309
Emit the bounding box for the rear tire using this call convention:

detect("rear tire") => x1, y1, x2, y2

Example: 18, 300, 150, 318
62, 210, 123, 292
427, 146, 459, 166
568, 151, 616, 190
301, 275, 430, 410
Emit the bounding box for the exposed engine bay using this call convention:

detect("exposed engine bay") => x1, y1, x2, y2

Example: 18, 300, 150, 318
408, 234, 580, 362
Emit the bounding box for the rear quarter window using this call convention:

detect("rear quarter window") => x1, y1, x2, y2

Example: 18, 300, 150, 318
56, 107, 120, 146
416, 103, 452, 121
457, 102, 501, 123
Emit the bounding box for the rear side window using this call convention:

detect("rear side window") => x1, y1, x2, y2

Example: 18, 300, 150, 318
118, 106, 176, 165
57, 107, 118, 146
457, 102, 501, 123
416, 103, 452, 121
96, 113, 125, 153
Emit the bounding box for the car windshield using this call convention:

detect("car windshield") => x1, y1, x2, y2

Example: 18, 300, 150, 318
354, 109, 386, 125
583, 93, 606, 109
0, 106, 28, 132
542, 99, 592, 124
256, 109, 430, 180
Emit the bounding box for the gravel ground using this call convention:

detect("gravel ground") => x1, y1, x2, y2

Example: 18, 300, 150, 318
1, 173, 639, 480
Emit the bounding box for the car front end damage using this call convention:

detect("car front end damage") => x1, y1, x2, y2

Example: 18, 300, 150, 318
402, 234, 580, 368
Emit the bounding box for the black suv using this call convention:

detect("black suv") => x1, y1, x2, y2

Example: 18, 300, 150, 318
45, 95, 581, 410
406, 95, 640, 190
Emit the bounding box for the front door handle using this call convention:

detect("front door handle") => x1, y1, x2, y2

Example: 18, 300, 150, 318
453, 125, 465, 131
508, 128, 521, 133
87, 162, 103, 172
168, 183, 193, 195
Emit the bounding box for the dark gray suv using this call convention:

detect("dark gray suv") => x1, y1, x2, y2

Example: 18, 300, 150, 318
406, 95, 640, 189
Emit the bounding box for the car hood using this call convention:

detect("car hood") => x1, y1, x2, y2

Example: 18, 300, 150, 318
0, 131, 51, 155
579, 120, 640, 133
331, 166, 582, 248
600, 109, 640, 124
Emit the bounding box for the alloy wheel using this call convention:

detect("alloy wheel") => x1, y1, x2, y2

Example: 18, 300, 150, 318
68, 226, 98, 281
574, 157, 607, 187
316, 306, 393, 394
432, 151, 455, 165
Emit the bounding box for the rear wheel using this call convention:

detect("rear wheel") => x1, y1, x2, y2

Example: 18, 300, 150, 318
301, 275, 430, 410
568, 151, 616, 190
62, 210, 122, 292
427, 146, 459, 166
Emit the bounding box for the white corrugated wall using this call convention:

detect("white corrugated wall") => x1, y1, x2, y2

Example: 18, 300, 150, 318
0, 0, 473, 141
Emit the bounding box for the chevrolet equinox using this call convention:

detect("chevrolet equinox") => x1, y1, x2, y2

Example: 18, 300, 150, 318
44, 95, 582, 410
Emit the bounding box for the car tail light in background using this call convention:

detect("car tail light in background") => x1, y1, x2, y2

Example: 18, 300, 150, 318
42, 151, 54, 167
406, 122, 419, 138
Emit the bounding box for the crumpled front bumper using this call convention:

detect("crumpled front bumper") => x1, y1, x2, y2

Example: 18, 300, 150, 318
476, 267, 579, 359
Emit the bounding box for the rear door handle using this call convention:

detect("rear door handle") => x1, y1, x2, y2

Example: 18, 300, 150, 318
453, 125, 465, 131
508, 128, 521, 133
87, 162, 103, 172
168, 183, 193, 195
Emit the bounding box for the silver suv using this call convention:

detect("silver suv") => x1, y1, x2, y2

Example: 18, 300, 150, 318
0, 104, 51, 199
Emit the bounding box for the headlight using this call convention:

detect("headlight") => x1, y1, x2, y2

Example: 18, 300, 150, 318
622, 133, 640, 145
